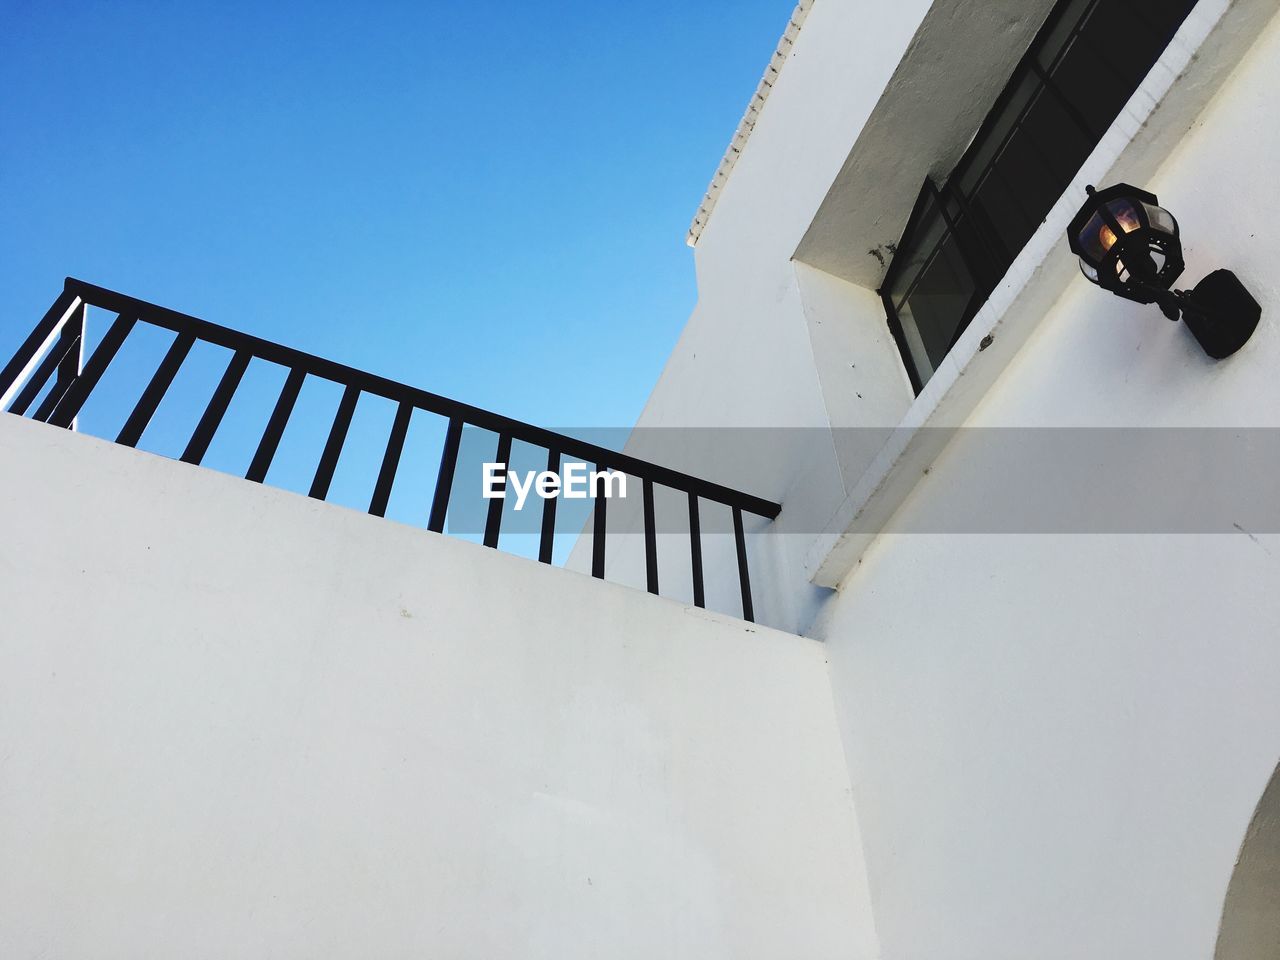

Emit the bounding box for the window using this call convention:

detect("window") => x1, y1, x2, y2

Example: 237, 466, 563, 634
881, 0, 1199, 392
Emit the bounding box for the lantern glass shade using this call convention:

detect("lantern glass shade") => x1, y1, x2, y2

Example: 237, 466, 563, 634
1142, 202, 1177, 236
1077, 198, 1144, 261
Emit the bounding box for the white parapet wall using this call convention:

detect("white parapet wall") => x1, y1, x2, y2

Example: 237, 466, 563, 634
0, 413, 877, 959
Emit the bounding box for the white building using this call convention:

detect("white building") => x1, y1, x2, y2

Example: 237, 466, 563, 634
2, 0, 1278, 957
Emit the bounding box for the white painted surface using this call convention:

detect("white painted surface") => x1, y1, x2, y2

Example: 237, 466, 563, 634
570, 0, 942, 631
808, 0, 1277, 587
0, 414, 877, 959
8, 1, 1280, 956
824, 533, 1280, 959
819, 9, 1280, 959
793, 0, 1057, 286
599, 0, 1280, 954
594, 0, 1277, 619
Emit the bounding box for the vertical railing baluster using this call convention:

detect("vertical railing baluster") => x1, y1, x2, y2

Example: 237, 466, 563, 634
591, 461, 607, 579
643, 478, 658, 595
32, 367, 75, 423
30, 305, 86, 425
182, 350, 250, 465
245, 367, 306, 483
0, 290, 79, 409
483, 433, 512, 548
369, 400, 413, 517
115, 330, 196, 447
427, 416, 463, 533
309, 384, 360, 500
55, 301, 87, 430
5, 329, 80, 417
733, 506, 754, 623
47, 313, 137, 429
538, 448, 559, 564
688, 492, 705, 608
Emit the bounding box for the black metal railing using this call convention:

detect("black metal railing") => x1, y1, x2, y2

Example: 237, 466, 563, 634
1, 278, 779, 620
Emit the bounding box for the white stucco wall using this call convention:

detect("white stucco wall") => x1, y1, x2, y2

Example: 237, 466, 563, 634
8, 0, 1279, 955
593, 0, 1280, 953
821, 9, 1280, 958
0, 413, 877, 960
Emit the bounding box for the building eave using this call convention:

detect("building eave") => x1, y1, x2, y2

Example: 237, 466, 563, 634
686, 0, 814, 248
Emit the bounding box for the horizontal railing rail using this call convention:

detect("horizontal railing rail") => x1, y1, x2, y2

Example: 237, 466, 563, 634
2, 278, 780, 620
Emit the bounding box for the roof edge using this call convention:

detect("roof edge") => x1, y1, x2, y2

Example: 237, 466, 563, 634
686, 0, 815, 248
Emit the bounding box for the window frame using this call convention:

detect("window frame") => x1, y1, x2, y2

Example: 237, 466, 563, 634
880, 0, 1198, 393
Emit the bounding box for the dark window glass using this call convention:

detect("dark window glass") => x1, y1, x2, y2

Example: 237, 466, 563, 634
897, 234, 978, 380
883, 0, 1198, 392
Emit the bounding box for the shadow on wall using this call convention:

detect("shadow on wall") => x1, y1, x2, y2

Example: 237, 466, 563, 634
1216, 761, 1280, 960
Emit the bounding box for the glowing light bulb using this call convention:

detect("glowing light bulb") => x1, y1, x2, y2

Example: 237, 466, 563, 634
1098, 202, 1142, 251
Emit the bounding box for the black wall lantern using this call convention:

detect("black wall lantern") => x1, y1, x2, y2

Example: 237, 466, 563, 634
1067, 183, 1260, 358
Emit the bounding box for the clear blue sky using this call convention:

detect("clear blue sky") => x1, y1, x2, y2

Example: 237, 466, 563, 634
2, 0, 788, 431
2, 0, 788, 551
